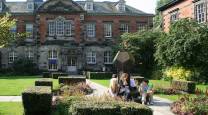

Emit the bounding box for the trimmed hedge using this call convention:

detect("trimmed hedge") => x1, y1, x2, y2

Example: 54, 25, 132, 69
22, 86, 52, 115
43, 72, 51, 78
52, 73, 68, 79
35, 78, 53, 89
54, 97, 153, 115
58, 77, 86, 85
171, 80, 196, 93
87, 72, 112, 79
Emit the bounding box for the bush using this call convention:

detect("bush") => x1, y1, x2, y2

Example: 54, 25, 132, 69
52, 73, 68, 79
171, 80, 196, 93
43, 72, 51, 78
55, 96, 153, 115
163, 66, 196, 81
35, 78, 53, 89
171, 95, 208, 115
22, 86, 52, 115
12, 58, 39, 75
87, 72, 112, 79
58, 77, 86, 85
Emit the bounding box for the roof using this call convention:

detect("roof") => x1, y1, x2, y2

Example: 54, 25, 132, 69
1, 0, 153, 16
157, 0, 184, 11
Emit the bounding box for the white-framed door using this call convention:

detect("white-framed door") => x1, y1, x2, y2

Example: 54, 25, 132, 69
67, 57, 77, 73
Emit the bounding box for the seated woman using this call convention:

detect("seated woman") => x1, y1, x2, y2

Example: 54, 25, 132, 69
109, 74, 119, 97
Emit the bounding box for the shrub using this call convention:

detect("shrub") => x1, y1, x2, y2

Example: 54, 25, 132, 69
22, 86, 52, 115
87, 72, 112, 79
154, 88, 181, 95
43, 72, 51, 78
171, 80, 196, 93
12, 58, 38, 75
55, 96, 153, 115
35, 78, 53, 89
163, 66, 196, 81
171, 95, 208, 115
52, 73, 68, 79
59, 77, 86, 85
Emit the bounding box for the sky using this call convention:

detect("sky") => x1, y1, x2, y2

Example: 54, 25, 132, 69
5, 0, 157, 14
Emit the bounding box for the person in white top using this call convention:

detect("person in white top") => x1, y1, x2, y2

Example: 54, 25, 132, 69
109, 74, 119, 97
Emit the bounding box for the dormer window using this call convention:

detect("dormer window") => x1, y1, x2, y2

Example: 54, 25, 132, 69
85, 0, 93, 11
117, 0, 126, 12
27, 2, 34, 11
0, 2, 2, 11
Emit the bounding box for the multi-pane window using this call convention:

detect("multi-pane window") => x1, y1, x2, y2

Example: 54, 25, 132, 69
118, 3, 125, 12
104, 23, 112, 38
104, 51, 112, 64
8, 51, 17, 63
170, 11, 179, 22
48, 50, 58, 70
48, 17, 73, 37
137, 23, 148, 32
65, 21, 72, 36
86, 23, 95, 38
86, 51, 96, 64
27, 50, 34, 61
10, 25, 17, 38
27, 3, 34, 10
0, 2, 2, 11
26, 24, 33, 38
120, 23, 129, 33
48, 21, 55, 36
56, 20, 64, 36
195, 3, 206, 23
85, 2, 93, 11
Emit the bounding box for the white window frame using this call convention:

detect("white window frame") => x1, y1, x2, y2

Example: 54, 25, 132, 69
86, 51, 96, 64
85, 2, 93, 11
8, 51, 17, 63
104, 51, 112, 64
48, 21, 55, 36
118, 3, 125, 12
120, 23, 129, 33
26, 24, 33, 38
27, 2, 34, 11
27, 50, 34, 61
195, 2, 206, 23
0, 2, 2, 11
64, 21, 72, 36
104, 23, 112, 38
86, 23, 95, 38
137, 23, 148, 32
56, 19, 64, 36
170, 11, 179, 22
48, 50, 58, 71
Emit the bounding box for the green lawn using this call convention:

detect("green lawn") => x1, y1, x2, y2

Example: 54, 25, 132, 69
0, 76, 59, 96
0, 102, 23, 115
91, 79, 208, 101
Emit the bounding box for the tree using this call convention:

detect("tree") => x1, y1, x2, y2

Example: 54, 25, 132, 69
155, 18, 208, 69
0, 14, 25, 47
154, 0, 171, 29
120, 30, 163, 77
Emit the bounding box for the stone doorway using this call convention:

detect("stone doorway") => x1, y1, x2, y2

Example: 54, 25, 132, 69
67, 56, 77, 74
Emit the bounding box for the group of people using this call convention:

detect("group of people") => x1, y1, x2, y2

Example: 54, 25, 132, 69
108, 73, 154, 105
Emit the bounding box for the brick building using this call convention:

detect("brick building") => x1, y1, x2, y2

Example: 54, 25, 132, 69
0, 0, 153, 74
158, 0, 208, 32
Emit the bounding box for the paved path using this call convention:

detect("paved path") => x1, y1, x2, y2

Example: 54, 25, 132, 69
87, 80, 175, 115
0, 96, 22, 102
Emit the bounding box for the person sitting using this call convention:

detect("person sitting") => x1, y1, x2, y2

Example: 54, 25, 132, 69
109, 74, 119, 97
147, 81, 154, 105
118, 73, 131, 101
139, 79, 149, 105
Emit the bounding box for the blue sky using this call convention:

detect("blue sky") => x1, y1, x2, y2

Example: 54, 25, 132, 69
6, 0, 157, 14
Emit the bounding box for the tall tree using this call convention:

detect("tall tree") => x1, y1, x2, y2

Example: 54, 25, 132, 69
0, 14, 25, 47
154, 0, 171, 29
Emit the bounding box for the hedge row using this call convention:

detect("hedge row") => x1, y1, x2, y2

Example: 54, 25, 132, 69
171, 80, 196, 93
35, 78, 53, 89
58, 77, 86, 85
42, 72, 68, 79
87, 72, 113, 79
22, 86, 52, 115
55, 97, 153, 115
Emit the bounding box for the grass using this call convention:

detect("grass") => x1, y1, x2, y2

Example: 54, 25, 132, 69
0, 76, 59, 96
0, 102, 23, 115
91, 79, 208, 101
